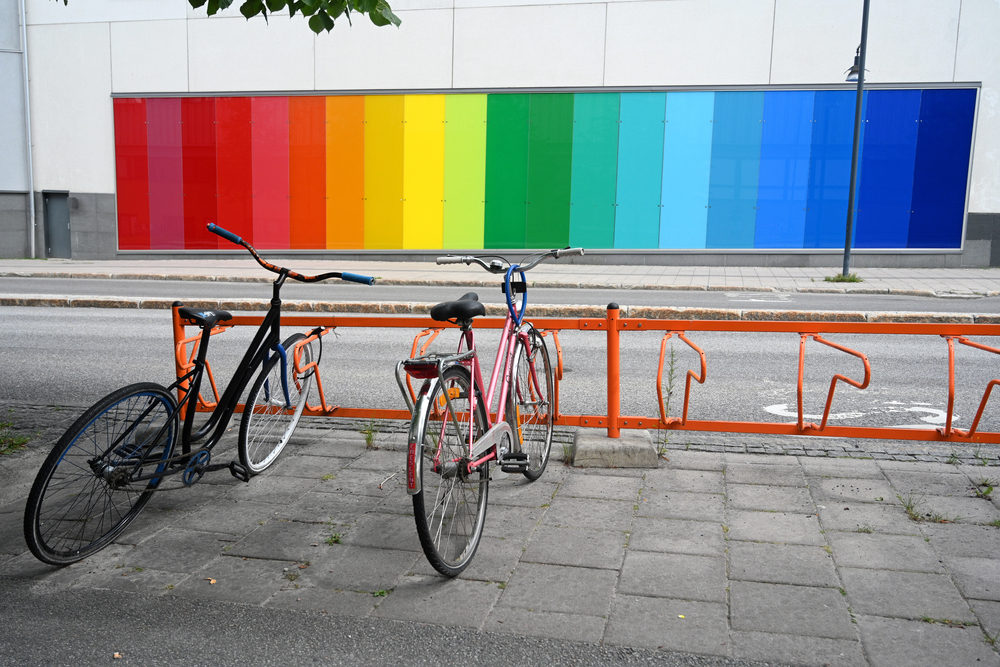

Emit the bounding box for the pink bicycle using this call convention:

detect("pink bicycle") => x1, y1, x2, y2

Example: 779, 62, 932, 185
396, 247, 584, 576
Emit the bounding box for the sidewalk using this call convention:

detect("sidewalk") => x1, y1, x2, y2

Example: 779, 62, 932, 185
3, 422, 1000, 667
2, 257, 1000, 295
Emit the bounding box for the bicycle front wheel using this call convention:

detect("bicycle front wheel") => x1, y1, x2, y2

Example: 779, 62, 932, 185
507, 326, 554, 481
23, 383, 177, 566
239, 333, 314, 475
412, 365, 489, 577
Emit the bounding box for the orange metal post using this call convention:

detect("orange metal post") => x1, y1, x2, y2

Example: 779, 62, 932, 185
607, 304, 620, 438
171, 303, 190, 418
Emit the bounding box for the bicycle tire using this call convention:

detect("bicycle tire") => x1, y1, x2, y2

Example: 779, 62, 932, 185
411, 365, 489, 577
23, 383, 177, 566
239, 333, 313, 475
506, 326, 554, 481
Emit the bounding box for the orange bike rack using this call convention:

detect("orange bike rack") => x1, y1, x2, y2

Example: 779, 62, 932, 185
171, 306, 1000, 444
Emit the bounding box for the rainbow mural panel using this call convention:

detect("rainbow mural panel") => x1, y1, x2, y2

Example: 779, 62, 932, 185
113, 89, 977, 251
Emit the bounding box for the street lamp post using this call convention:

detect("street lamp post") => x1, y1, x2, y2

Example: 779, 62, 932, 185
842, 0, 871, 277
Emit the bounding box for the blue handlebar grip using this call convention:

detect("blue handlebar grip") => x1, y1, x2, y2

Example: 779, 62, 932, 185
207, 223, 243, 246
341, 272, 375, 286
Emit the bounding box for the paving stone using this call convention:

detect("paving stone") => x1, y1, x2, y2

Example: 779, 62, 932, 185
168, 554, 289, 605
372, 573, 503, 627
0, 510, 26, 556
311, 468, 396, 498
800, 457, 885, 479
339, 511, 422, 552
727, 484, 814, 512
266, 585, 377, 616
636, 490, 724, 522
642, 468, 724, 494
226, 518, 331, 562
277, 489, 381, 525
541, 497, 635, 532
522, 525, 626, 569
605, 596, 729, 656
943, 556, 1000, 602
828, 531, 946, 573
660, 450, 724, 471
727, 509, 825, 545
817, 501, 920, 534
884, 470, 977, 497
812, 477, 898, 504
310, 545, 418, 593
224, 475, 318, 505
410, 535, 525, 583
728, 541, 839, 587
618, 551, 726, 602
923, 523, 1000, 558
559, 472, 642, 501
497, 562, 617, 616
730, 580, 855, 639
726, 453, 800, 466
480, 504, 544, 540
485, 606, 606, 644
147, 482, 231, 511
343, 448, 409, 471
628, 517, 725, 557
121, 528, 233, 574
856, 614, 1000, 667
268, 454, 350, 479
725, 463, 806, 486
970, 599, 1000, 636
181, 500, 274, 536
907, 494, 1000, 525
489, 478, 560, 508
730, 631, 867, 667
840, 567, 975, 621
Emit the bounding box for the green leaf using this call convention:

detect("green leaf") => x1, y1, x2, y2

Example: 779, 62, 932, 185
353, 0, 377, 15
374, 1, 399, 26
319, 8, 335, 29
327, 0, 347, 19
264, 0, 286, 11
308, 13, 325, 32
240, 0, 264, 18
189, 0, 209, 8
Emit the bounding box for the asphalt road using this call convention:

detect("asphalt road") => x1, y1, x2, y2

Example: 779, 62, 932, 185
2, 306, 999, 438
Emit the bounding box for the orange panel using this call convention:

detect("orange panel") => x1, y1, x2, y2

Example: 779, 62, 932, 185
326, 96, 365, 249
289, 96, 326, 249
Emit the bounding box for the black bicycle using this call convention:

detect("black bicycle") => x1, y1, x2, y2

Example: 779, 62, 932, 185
23, 223, 373, 565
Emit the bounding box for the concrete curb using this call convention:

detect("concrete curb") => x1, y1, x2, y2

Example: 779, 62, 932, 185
2, 294, 996, 323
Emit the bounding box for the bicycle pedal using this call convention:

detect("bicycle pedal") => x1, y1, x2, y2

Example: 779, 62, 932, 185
499, 451, 528, 473
228, 461, 251, 483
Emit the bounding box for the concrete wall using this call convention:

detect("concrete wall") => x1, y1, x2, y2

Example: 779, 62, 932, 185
0, 193, 30, 259
18, 0, 1000, 262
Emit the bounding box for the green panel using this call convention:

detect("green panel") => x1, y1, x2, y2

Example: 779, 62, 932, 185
484, 94, 529, 249
569, 93, 619, 248
443, 94, 487, 249
526, 93, 574, 248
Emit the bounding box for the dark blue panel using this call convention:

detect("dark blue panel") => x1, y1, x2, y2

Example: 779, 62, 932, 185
908, 89, 977, 249
706, 91, 764, 249
754, 91, 814, 248
803, 91, 862, 249
854, 90, 920, 248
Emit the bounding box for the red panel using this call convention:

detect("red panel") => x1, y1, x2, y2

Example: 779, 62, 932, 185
289, 96, 326, 249
146, 98, 184, 250
216, 97, 254, 246
325, 96, 365, 249
182, 97, 218, 249
252, 97, 290, 249
113, 98, 150, 250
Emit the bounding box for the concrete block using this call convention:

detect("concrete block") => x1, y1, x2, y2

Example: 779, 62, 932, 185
730, 580, 855, 639
572, 429, 658, 468
856, 615, 1000, 667
841, 567, 976, 621
728, 541, 839, 587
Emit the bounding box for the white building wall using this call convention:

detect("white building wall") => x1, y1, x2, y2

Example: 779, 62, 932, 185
21, 0, 1000, 212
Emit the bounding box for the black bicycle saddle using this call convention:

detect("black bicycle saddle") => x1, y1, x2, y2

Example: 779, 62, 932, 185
178, 307, 233, 329
430, 292, 485, 322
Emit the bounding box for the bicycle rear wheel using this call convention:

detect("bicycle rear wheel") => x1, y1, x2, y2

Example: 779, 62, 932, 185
507, 326, 554, 481
23, 383, 176, 566
239, 333, 314, 475
411, 365, 489, 577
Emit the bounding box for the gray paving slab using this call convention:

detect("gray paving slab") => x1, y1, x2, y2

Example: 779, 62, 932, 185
226, 518, 332, 562
605, 595, 730, 656
855, 615, 1000, 667
730, 631, 868, 667
800, 456, 885, 479
726, 509, 825, 545
628, 517, 725, 557
636, 489, 726, 522
372, 573, 504, 628
496, 562, 617, 616
120, 528, 233, 574
922, 523, 1000, 558
816, 501, 920, 535
971, 599, 1000, 637
558, 471, 643, 500
485, 606, 607, 644
522, 525, 627, 569
725, 462, 807, 486
540, 496, 635, 531
730, 580, 856, 639
942, 556, 1000, 602
265, 584, 378, 616
811, 478, 899, 504
168, 554, 290, 605
660, 449, 725, 471
909, 494, 1000, 524
618, 551, 727, 602
726, 484, 815, 512
882, 469, 978, 496
840, 567, 976, 622
642, 467, 725, 493
827, 531, 946, 573
728, 541, 840, 587
311, 545, 418, 593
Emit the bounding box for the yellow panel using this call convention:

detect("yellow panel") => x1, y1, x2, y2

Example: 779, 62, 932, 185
364, 95, 404, 249
402, 95, 446, 249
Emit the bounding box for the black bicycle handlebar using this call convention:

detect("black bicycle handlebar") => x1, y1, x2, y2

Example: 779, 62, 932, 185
436, 247, 585, 273
207, 224, 374, 285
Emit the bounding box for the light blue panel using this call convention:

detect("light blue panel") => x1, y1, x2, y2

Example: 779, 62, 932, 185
706, 91, 764, 248
614, 92, 666, 249
659, 92, 714, 249
754, 90, 815, 248
854, 89, 920, 248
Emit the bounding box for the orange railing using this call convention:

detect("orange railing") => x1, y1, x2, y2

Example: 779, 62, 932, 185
172, 307, 1000, 444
